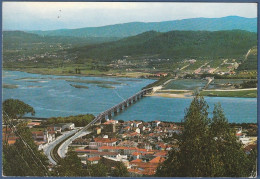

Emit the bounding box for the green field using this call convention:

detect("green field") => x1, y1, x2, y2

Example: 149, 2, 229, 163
70, 84, 89, 89
208, 79, 254, 89
200, 89, 257, 98
163, 79, 207, 90
3, 83, 18, 89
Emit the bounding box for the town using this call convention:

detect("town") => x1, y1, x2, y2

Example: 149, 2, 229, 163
3, 117, 257, 176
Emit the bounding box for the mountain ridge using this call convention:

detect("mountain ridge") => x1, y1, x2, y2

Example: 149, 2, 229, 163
28, 16, 257, 38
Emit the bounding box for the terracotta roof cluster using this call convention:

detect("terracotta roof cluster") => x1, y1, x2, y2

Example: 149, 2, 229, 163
87, 156, 101, 162
129, 156, 165, 176
94, 138, 117, 143
99, 146, 138, 150
149, 156, 165, 163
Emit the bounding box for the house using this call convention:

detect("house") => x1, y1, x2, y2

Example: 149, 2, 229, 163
96, 127, 101, 135
104, 120, 118, 125
132, 152, 141, 160
133, 121, 142, 128
87, 156, 101, 165
89, 138, 118, 149
2, 127, 18, 145
133, 127, 141, 134
47, 125, 62, 133
31, 130, 55, 144
27, 122, 41, 128
152, 121, 161, 127
61, 123, 75, 130
98, 146, 138, 156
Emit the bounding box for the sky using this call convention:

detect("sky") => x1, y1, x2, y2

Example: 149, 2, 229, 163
2, 2, 258, 31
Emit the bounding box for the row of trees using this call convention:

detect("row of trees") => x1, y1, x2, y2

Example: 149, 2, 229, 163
54, 150, 129, 177
44, 114, 95, 127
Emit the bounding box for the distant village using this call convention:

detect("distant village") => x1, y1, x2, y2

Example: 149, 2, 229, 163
3, 118, 257, 176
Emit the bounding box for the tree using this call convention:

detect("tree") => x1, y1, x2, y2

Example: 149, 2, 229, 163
3, 123, 50, 176
156, 94, 256, 177
87, 161, 108, 177
3, 99, 35, 145
54, 150, 85, 176
2, 99, 49, 176
110, 161, 129, 177
3, 99, 35, 119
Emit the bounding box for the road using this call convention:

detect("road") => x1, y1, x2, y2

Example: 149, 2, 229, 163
58, 130, 90, 158
43, 129, 78, 165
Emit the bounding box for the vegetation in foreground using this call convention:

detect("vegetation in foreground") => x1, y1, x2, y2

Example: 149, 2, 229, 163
156, 93, 257, 177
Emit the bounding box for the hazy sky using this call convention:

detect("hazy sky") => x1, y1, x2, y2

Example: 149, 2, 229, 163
3, 2, 258, 31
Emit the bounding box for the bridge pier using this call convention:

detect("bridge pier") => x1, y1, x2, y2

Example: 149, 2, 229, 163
119, 104, 124, 111
114, 107, 118, 115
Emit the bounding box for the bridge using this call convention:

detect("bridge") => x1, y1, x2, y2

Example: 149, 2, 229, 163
82, 87, 153, 130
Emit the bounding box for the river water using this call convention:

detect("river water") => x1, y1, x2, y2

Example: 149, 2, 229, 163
2, 71, 257, 123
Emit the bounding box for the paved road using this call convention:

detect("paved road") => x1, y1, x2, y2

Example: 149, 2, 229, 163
58, 130, 90, 158
43, 129, 78, 165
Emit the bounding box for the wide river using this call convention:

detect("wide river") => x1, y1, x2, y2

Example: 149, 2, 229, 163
2, 71, 257, 123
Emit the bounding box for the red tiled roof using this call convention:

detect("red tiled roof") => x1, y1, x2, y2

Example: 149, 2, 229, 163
149, 156, 165, 164
130, 159, 142, 163
132, 152, 141, 156
75, 149, 98, 153
98, 146, 138, 150
87, 156, 101, 161
154, 151, 168, 157
94, 138, 117, 143
8, 140, 16, 145
27, 122, 41, 126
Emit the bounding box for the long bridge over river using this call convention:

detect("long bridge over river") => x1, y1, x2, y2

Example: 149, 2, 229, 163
47, 87, 154, 164
83, 87, 153, 129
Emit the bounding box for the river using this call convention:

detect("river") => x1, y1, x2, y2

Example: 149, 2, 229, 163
2, 70, 257, 123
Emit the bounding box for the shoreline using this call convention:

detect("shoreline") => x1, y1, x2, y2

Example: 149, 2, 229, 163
3, 68, 157, 80
146, 92, 193, 98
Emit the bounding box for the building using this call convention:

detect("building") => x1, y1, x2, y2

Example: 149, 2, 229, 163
89, 138, 118, 149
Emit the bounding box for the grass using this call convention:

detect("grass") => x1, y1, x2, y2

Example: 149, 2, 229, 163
70, 84, 89, 89
200, 89, 257, 98
64, 78, 121, 85
163, 79, 207, 90
29, 127, 45, 132
185, 60, 209, 71
97, 84, 115, 89
3, 83, 18, 89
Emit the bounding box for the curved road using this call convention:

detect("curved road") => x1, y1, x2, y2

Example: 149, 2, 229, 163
58, 130, 90, 158
43, 129, 78, 165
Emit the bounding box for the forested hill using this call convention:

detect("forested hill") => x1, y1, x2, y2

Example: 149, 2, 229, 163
3, 31, 120, 50
68, 30, 257, 60
29, 16, 257, 38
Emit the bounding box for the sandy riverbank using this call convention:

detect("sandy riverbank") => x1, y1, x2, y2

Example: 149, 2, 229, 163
146, 92, 193, 98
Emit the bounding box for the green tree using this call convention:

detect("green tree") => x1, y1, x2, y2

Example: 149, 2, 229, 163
3, 123, 50, 176
3, 99, 35, 119
54, 150, 84, 176
110, 161, 129, 177
156, 94, 256, 177
87, 161, 108, 177
2, 100, 49, 176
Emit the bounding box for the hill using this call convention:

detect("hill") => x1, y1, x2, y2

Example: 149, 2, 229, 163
29, 16, 257, 38
3, 31, 120, 50
69, 30, 257, 61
